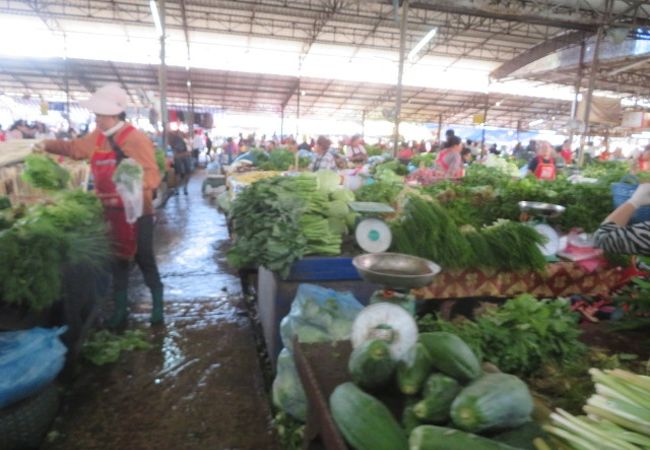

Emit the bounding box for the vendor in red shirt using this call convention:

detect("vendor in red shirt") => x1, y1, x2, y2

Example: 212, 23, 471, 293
632, 144, 650, 174
528, 141, 556, 180
435, 135, 464, 179
559, 139, 573, 165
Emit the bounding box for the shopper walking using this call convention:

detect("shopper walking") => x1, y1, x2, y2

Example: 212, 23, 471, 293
169, 129, 191, 195
35, 84, 164, 327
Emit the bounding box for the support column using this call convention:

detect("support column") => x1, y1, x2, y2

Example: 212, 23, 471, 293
436, 113, 442, 144
280, 107, 285, 139
296, 79, 301, 138
361, 110, 366, 138
481, 92, 489, 148
159, 0, 168, 151
578, 25, 605, 166
569, 41, 586, 148
393, 0, 409, 156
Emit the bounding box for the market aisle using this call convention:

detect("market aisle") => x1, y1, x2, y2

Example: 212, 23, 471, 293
43, 172, 280, 450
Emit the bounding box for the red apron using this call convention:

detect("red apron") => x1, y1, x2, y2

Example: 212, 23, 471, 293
91, 125, 137, 259
534, 156, 556, 180
436, 149, 463, 178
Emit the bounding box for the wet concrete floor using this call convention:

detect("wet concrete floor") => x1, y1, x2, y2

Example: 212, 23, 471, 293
43, 172, 280, 450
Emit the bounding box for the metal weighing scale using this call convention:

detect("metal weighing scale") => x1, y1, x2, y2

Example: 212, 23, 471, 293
352, 252, 441, 315
518, 201, 566, 259
348, 201, 396, 254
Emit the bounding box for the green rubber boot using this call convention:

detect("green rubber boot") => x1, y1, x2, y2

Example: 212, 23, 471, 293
107, 290, 128, 329
150, 286, 164, 325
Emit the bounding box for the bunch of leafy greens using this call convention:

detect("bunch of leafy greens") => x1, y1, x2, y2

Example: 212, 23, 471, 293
418, 294, 586, 376
411, 152, 435, 167
21, 154, 70, 190
112, 159, 143, 194
611, 276, 650, 331
82, 330, 152, 365
365, 145, 385, 157
0, 190, 109, 310
353, 181, 403, 205
227, 175, 345, 278
391, 195, 546, 271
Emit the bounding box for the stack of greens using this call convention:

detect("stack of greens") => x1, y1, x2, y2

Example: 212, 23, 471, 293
250, 148, 310, 171
354, 181, 403, 205
0, 189, 108, 310
227, 173, 352, 278
21, 154, 70, 190
391, 195, 547, 272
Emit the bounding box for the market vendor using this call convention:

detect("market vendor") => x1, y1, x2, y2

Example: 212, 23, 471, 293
595, 183, 650, 255
33, 84, 164, 327
434, 135, 464, 179
527, 141, 556, 180
310, 135, 344, 171
631, 144, 650, 174
346, 134, 368, 166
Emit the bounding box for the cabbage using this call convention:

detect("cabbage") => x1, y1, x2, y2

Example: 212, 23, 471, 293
346, 212, 359, 228
316, 170, 341, 193
327, 200, 349, 219
330, 188, 355, 203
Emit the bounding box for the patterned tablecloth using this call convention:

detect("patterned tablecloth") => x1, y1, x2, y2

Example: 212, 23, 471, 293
413, 262, 635, 300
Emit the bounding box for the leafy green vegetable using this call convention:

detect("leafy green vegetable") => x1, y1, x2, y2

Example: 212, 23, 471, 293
0, 196, 10, 210
0, 189, 108, 310
22, 154, 70, 190
257, 148, 296, 171
155, 149, 167, 174
354, 182, 402, 205
112, 159, 143, 194
82, 329, 152, 365
418, 294, 586, 376
227, 175, 344, 278
391, 196, 546, 271
316, 170, 341, 193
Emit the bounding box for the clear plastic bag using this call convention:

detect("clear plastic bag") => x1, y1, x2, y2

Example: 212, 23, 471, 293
271, 348, 307, 421
112, 158, 144, 224
0, 327, 67, 408
279, 283, 363, 353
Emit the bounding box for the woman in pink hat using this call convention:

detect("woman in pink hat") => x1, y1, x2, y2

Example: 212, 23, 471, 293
36, 84, 164, 327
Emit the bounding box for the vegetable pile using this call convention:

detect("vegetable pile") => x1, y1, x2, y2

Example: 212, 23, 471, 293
329, 316, 542, 450
0, 189, 109, 310
545, 368, 650, 450
227, 173, 355, 278
418, 294, 586, 376
391, 196, 547, 272
82, 330, 152, 365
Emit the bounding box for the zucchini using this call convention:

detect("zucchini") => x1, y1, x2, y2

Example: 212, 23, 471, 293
348, 339, 396, 389
450, 373, 533, 433
402, 399, 422, 435
409, 425, 525, 450
413, 374, 461, 423
330, 382, 408, 450
419, 332, 482, 382
397, 342, 434, 395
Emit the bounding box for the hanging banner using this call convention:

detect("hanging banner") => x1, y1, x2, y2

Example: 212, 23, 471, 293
577, 96, 622, 126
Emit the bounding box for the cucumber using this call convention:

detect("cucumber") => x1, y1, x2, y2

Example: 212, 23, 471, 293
413, 374, 461, 423
348, 339, 396, 389
418, 332, 482, 382
450, 373, 533, 433
397, 342, 434, 395
330, 382, 408, 450
409, 425, 525, 450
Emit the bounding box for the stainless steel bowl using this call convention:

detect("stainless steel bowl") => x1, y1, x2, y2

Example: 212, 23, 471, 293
352, 252, 441, 289
518, 201, 566, 218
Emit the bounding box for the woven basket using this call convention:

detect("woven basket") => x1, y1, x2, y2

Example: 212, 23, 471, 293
0, 383, 60, 450
611, 175, 650, 224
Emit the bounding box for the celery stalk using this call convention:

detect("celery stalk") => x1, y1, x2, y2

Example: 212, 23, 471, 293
589, 395, 650, 423
584, 405, 650, 437
543, 424, 602, 450
590, 369, 650, 409
552, 409, 640, 450
608, 369, 650, 392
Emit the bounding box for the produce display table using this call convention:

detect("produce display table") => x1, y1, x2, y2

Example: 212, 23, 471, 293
413, 262, 633, 300
257, 257, 380, 367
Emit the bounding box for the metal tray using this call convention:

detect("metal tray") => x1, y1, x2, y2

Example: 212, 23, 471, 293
518, 201, 566, 218
352, 252, 441, 289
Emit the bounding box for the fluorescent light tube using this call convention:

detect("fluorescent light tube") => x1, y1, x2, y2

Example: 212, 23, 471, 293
150, 0, 163, 37
408, 28, 437, 61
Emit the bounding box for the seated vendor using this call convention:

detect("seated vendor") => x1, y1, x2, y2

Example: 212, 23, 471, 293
434, 135, 464, 179
594, 183, 650, 255
310, 136, 344, 171
527, 141, 556, 180
346, 134, 368, 166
